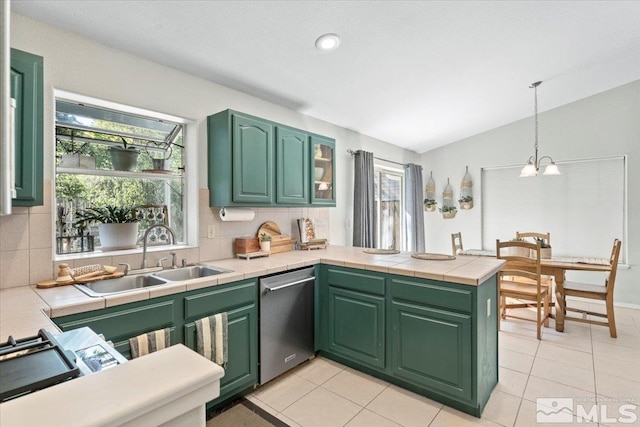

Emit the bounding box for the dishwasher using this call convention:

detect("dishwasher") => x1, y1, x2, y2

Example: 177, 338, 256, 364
259, 266, 315, 384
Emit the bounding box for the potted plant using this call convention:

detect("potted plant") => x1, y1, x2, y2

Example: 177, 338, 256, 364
534, 237, 552, 259
109, 137, 139, 171
57, 139, 95, 169
439, 205, 457, 219
424, 198, 437, 212
259, 233, 272, 252
458, 195, 473, 210
507, 237, 530, 257
75, 205, 140, 250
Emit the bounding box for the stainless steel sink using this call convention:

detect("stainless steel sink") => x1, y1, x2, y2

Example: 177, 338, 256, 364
75, 274, 170, 297
152, 265, 231, 281
74, 265, 232, 297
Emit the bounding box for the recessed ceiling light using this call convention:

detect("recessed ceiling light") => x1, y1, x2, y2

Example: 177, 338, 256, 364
315, 33, 340, 51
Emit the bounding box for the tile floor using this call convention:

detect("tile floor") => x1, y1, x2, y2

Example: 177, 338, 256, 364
246, 303, 640, 427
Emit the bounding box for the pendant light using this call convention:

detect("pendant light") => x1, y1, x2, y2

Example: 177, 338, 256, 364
520, 81, 560, 177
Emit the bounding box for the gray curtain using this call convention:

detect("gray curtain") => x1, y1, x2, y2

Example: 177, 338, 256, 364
403, 163, 425, 252
353, 150, 376, 248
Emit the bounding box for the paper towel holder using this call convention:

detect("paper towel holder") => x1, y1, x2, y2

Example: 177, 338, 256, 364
219, 207, 255, 222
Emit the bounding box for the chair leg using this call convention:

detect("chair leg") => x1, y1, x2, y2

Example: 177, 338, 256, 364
536, 299, 542, 340
543, 292, 550, 328
500, 295, 506, 319
606, 295, 617, 338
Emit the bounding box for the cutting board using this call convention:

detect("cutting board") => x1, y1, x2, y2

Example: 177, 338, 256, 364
257, 221, 294, 254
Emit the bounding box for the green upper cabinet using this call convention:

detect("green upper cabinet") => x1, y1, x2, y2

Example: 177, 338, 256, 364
10, 48, 43, 206
310, 135, 335, 206
276, 126, 309, 204
208, 109, 335, 207
231, 114, 274, 204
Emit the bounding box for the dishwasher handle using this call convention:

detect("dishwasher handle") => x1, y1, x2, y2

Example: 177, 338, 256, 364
264, 276, 315, 293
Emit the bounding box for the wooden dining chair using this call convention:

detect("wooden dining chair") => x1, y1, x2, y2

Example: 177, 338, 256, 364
560, 239, 622, 337
496, 239, 551, 340
451, 232, 463, 256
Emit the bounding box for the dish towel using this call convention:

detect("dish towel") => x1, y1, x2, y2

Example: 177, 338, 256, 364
129, 328, 171, 359
195, 312, 228, 369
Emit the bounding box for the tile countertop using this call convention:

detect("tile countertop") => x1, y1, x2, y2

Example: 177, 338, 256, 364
0, 245, 505, 336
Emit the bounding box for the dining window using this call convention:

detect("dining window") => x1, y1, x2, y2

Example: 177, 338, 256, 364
481, 156, 627, 264
373, 165, 404, 250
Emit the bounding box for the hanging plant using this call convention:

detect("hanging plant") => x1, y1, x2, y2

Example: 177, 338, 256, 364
424, 198, 437, 212
439, 205, 457, 219
441, 177, 456, 218
458, 195, 474, 210
459, 166, 473, 210
424, 172, 437, 212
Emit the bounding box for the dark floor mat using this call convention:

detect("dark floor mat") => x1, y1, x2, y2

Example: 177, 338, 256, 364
206, 398, 289, 427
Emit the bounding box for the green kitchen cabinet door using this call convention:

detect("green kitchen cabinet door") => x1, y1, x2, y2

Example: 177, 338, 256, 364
276, 126, 309, 204
232, 114, 274, 204
10, 48, 43, 206
327, 286, 385, 369
390, 300, 473, 401
310, 134, 335, 206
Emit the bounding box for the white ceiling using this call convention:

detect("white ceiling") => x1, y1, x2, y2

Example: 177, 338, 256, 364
12, 1, 640, 153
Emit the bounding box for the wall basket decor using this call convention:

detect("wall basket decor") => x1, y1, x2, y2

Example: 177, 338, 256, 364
424, 171, 437, 212
459, 166, 473, 210
439, 178, 457, 219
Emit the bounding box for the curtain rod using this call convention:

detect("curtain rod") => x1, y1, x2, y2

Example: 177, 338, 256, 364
346, 149, 409, 167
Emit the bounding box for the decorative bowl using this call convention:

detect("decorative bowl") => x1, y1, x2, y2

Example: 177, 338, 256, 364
315, 167, 324, 181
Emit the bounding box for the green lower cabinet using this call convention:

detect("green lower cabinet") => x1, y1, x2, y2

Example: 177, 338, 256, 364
390, 300, 472, 401
327, 286, 385, 369
53, 296, 178, 360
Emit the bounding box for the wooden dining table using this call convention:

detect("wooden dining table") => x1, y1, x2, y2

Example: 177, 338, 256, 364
459, 250, 612, 332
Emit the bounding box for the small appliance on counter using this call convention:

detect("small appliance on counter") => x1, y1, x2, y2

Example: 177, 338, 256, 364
0, 327, 127, 402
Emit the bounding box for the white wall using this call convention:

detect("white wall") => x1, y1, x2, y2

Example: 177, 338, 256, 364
421, 80, 639, 306
10, 12, 417, 248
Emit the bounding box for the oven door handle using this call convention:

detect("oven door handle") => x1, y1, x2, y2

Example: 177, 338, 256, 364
264, 277, 315, 293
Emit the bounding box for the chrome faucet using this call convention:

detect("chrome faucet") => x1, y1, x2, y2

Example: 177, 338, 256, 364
141, 223, 176, 269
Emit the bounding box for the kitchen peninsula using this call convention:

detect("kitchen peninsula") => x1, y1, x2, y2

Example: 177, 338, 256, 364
0, 246, 504, 420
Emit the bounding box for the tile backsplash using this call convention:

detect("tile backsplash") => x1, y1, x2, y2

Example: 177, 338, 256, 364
0, 185, 330, 289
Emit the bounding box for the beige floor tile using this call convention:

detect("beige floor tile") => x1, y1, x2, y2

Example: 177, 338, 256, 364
499, 348, 535, 374
593, 354, 640, 382
539, 332, 593, 354
275, 413, 302, 427
481, 389, 521, 427
515, 398, 598, 426
592, 340, 640, 364
590, 326, 640, 350
531, 357, 595, 393
253, 373, 316, 412
499, 332, 540, 356
431, 406, 502, 426
524, 376, 596, 403
595, 396, 640, 427
345, 409, 401, 427
294, 357, 345, 385
281, 387, 361, 427
366, 385, 441, 427
595, 372, 640, 400
535, 341, 594, 371
496, 367, 529, 397
322, 368, 388, 406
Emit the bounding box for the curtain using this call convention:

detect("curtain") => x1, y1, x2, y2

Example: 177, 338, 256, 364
353, 150, 376, 248
403, 163, 425, 252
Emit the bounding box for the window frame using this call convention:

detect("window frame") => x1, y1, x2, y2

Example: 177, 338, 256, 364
52, 89, 198, 261
373, 163, 405, 251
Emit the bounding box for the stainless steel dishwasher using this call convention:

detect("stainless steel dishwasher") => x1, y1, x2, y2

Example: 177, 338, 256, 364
259, 266, 315, 384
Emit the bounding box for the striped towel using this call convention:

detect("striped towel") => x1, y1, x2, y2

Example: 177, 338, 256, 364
129, 328, 171, 359
195, 312, 228, 368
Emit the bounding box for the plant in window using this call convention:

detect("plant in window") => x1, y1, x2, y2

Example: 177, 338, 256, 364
75, 205, 141, 251
109, 137, 140, 171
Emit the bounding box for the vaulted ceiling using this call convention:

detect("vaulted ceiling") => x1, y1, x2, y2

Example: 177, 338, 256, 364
12, 1, 640, 153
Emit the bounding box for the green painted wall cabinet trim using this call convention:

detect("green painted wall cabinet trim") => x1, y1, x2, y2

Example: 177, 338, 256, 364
317, 265, 498, 417
207, 109, 336, 207
10, 48, 43, 206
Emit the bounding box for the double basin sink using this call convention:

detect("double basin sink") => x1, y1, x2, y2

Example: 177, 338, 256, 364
75, 265, 232, 297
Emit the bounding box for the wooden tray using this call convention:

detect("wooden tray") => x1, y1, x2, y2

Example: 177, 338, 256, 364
363, 249, 400, 255
236, 251, 270, 260
411, 253, 456, 261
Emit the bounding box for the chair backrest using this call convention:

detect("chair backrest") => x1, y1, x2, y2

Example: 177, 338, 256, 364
606, 239, 622, 294
516, 231, 551, 247
451, 232, 463, 256
496, 239, 542, 289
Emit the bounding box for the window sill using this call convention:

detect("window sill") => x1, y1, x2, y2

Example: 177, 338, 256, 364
54, 243, 196, 263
